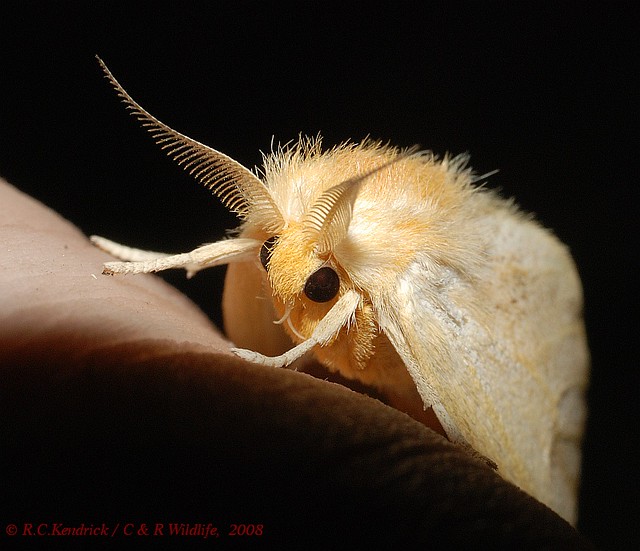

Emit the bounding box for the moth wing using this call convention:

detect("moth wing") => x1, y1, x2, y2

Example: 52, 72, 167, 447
223, 261, 294, 357
376, 212, 588, 524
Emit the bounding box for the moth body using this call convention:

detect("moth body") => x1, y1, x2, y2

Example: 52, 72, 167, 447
91, 58, 589, 524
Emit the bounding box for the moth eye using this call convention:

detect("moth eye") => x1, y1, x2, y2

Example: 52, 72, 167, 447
260, 236, 278, 270
304, 266, 340, 303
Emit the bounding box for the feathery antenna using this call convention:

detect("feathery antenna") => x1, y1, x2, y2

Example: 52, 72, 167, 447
96, 56, 284, 232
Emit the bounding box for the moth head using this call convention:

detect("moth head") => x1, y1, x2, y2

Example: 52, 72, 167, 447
258, 142, 417, 285
256, 172, 360, 313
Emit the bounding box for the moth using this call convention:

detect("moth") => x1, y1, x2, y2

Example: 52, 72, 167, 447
91, 58, 589, 524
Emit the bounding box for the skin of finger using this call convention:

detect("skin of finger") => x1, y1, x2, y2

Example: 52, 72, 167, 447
0, 178, 593, 548
0, 179, 227, 352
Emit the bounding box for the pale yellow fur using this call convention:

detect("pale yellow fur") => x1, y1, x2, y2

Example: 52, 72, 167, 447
92, 59, 589, 525
231, 143, 588, 523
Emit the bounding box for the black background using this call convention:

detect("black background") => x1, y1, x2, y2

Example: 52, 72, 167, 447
1, 2, 636, 549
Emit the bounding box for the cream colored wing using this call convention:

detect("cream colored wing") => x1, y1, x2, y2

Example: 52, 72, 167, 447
376, 209, 589, 524
223, 260, 294, 357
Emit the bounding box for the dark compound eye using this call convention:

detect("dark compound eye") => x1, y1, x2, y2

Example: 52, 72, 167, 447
260, 236, 278, 270
304, 266, 340, 303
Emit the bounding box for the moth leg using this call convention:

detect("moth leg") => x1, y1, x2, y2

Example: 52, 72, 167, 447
90, 235, 171, 261
90, 236, 260, 277
233, 289, 360, 368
